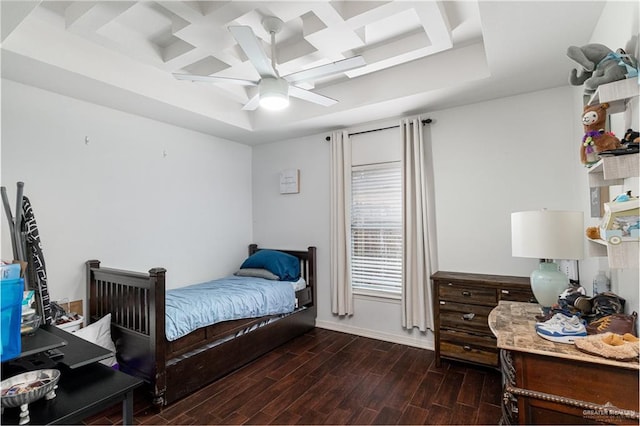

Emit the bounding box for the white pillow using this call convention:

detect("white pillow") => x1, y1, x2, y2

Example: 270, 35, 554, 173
73, 313, 117, 367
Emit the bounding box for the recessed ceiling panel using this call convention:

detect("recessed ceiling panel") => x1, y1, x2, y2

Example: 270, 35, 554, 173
330, 1, 392, 21
363, 8, 422, 45
1, 0, 534, 145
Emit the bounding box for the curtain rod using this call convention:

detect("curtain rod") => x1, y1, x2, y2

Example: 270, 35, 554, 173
324, 118, 432, 141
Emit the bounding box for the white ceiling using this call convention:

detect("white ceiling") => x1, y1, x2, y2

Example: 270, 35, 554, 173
1, 1, 605, 145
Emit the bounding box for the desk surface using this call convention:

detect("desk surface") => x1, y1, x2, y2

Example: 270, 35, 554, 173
488, 301, 639, 370
18, 328, 67, 359
42, 325, 112, 369
1, 362, 143, 425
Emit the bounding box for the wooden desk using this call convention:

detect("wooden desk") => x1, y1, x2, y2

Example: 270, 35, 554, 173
489, 301, 639, 425
2, 327, 143, 425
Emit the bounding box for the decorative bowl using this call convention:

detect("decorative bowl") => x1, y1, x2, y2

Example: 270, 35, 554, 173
1, 369, 60, 424
20, 315, 41, 335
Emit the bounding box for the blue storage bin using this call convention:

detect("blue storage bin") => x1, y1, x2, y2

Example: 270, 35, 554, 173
1, 278, 24, 362
0, 263, 21, 280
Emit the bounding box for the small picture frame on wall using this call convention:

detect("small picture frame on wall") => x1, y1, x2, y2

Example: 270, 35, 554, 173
279, 169, 300, 194
590, 186, 609, 218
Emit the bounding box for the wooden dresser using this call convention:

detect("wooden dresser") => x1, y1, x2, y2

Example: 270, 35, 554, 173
431, 271, 535, 368
489, 301, 639, 424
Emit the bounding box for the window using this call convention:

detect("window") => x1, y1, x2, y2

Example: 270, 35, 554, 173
351, 162, 402, 295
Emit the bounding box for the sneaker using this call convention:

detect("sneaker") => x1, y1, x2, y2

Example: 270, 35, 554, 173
536, 312, 572, 326
537, 314, 583, 330
573, 296, 592, 315
586, 312, 638, 335
591, 292, 625, 318
535, 315, 587, 344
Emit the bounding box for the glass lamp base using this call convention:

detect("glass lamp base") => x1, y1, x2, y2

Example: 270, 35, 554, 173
530, 261, 569, 309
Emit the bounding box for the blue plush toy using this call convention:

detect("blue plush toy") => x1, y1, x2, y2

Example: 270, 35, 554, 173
612, 191, 633, 203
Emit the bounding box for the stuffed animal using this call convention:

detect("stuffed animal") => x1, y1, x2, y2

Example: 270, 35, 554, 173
580, 103, 622, 164
586, 226, 601, 240
622, 129, 640, 145
567, 44, 638, 96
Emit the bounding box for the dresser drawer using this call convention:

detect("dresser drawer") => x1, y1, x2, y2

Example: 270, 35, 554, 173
440, 340, 499, 367
440, 310, 491, 334
438, 301, 494, 316
438, 282, 496, 305
498, 287, 536, 303
440, 329, 496, 348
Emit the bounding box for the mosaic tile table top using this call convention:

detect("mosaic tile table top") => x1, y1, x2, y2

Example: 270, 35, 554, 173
488, 301, 639, 370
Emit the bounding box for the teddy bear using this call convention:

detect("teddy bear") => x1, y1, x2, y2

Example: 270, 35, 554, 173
586, 226, 600, 240
567, 44, 638, 96
580, 103, 622, 164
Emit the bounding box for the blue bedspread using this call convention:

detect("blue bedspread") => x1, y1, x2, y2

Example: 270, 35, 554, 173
165, 275, 295, 341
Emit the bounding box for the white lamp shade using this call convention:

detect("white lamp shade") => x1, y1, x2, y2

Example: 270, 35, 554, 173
259, 77, 289, 111
511, 210, 584, 260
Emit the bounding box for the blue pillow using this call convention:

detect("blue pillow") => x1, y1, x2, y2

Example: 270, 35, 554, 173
240, 250, 300, 281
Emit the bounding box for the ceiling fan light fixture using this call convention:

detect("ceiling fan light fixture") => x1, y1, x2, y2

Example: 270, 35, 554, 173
259, 77, 289, 111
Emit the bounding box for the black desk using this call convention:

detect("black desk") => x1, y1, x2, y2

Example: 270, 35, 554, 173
17, 328, 67, 359
2, 326, 143, 425
41, 325, 112, 369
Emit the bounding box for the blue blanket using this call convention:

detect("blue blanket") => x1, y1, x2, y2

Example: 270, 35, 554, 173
165, 275, 295, 341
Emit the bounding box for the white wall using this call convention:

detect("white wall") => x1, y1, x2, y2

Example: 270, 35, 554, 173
432, 87, 584, 275
1, 79, 253, 304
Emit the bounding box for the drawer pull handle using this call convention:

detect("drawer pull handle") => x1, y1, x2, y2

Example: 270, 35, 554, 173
461, 291, 471, 297
463, 345, 472, 352
440, 301, 446, 305
462, 313, 475, 321
501, 289, 510, 294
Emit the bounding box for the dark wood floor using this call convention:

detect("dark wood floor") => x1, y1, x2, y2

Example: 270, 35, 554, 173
84, 328, 503, 425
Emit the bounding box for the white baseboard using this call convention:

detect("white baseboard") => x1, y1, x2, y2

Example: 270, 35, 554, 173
315, 319, 435, 351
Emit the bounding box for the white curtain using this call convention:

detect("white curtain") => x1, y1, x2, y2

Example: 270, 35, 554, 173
330, 130, 354, 316
401, 117, 437, 331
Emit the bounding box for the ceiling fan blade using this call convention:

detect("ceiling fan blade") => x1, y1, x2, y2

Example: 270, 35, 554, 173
241, 94, 261, 111
229, 25, 277, 78
289, 86, 338, 107
173, 73, 258, 86
283, 56, 366, 85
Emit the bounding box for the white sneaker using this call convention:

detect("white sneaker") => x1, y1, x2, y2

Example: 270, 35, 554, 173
535, 315, 587, 344
535, 312, 572, 326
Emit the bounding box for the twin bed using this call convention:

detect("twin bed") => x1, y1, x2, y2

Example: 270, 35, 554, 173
85, 244, 316, 406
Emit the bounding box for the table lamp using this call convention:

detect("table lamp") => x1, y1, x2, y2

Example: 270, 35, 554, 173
511, 210, 584, 310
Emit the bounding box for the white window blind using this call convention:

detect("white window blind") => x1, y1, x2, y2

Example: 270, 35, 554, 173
351, 162, 402, 294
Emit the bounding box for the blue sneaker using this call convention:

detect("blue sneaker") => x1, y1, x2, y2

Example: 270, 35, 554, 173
535, 315, 587, 344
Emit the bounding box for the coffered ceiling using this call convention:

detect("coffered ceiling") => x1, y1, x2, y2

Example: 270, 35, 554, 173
1, 1, 606, 144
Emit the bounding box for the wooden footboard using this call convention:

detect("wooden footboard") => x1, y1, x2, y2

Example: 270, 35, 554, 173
85, 260, 167, 405
86, 245, 316, 406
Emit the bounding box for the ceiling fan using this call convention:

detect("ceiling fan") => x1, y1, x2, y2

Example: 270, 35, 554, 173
173, 17, 366, 111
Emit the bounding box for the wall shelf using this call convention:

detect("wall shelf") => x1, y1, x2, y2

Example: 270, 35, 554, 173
587, 153, 639, 187
588, 238, 639, 269
586, 79, 638, 269
588, 78, 639, 114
